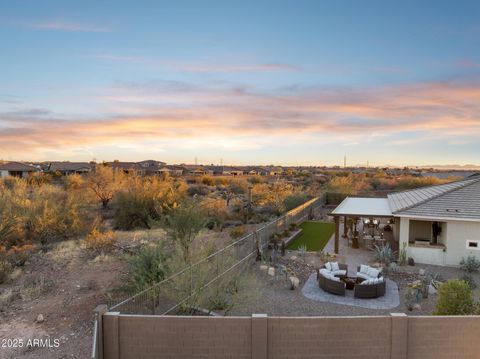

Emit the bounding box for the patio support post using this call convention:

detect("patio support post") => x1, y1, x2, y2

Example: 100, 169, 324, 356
342, 216, 348, 238
334, 216, 339, 254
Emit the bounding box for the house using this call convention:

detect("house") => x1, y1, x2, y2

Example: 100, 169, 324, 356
48, 161, 93, 175
108, 161, 145, 174
331, 175, 480, 266
137, 160, 166, 173
0, 161, 41, 178
156, 165, 186, 176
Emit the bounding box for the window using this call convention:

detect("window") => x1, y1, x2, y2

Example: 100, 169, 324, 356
466, 240, 480, 250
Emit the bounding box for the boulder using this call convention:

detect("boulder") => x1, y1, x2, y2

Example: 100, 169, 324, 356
289, 276, 300, 290
268, 267, 275, 276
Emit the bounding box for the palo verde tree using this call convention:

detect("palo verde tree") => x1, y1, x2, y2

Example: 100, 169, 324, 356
88, 165, 125, 209
165, 199, 207, 264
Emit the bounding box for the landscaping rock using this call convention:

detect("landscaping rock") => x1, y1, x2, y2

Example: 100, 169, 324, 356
289, 276, 300, 290
413, 303, 422, 311
268, 267, 275, 276
35, 314, 44, 323
260, 265, 269, 271
408, 257, 415, 266
290, 256, 297, 261
428, 284, 437, 295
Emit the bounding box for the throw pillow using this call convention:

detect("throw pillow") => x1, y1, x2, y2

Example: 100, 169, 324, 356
367, 267, 380, 278
360, 264, 369, 274
331, 262, 340, 271
325, 262, 332, 271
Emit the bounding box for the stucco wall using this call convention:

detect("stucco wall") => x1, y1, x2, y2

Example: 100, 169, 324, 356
444, 220, 480, 266
400, 217, 480, 266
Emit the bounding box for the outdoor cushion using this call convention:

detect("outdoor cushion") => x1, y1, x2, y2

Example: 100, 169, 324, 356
332, 269, 347, 276
360, 264, 369, 274
360, 279, 371, 285
319, 268, 330, 277
325, 262, 332, 271
331, 262, 340, 271
367, 267, 380, 278
378, 277, 384, 282
356, 272, 370, 280
330, 275, 341, 282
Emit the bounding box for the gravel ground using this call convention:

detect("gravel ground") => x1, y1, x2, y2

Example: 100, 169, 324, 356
229, 257, 479, 317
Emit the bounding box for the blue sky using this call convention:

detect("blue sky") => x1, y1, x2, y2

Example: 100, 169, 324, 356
1, 0, 480, 166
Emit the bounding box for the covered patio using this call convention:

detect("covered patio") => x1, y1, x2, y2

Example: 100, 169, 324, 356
330, 197, 397, 255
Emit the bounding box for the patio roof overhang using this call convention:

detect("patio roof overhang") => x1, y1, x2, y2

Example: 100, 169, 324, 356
331, 197, 393, 218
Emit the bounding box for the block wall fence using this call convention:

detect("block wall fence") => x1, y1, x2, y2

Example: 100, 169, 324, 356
92, 307, 480, 359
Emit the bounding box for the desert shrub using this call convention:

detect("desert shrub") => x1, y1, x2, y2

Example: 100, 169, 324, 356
85, 229, 116, 254
113, 191, 156, 230
201, 176, 215, 186
187, 184, 210, 196
22, 184, 90, 244
0, 260, 12, 284
247, 176, 264, 184
434, 279, 475, 315
230, 226, 246, 239
283, 193, 309, 212
126, 245, 169, 291
460, 255, 480, 273
4, 244, 36, 266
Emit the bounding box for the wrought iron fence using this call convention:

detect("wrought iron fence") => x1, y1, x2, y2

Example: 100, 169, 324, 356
107, 195, 325, 315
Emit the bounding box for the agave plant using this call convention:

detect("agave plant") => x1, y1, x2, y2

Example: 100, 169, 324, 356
298, 244, 308, 263
373, 243, 397, 266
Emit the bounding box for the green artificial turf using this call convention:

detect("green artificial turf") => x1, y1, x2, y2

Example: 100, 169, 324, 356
287, 221, 335, 251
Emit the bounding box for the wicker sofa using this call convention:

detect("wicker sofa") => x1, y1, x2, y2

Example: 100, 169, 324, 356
354, 265, 386, 298
317, 263, 348, 296
354, 278, 386, 298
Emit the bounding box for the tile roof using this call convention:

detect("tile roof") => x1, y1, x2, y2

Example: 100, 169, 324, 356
388, 176, 480, 220
49, 162, 93, 172
0, 161, 41, 172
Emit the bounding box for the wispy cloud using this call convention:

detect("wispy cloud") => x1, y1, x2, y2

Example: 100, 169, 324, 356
1, 77, 480, 159
173, 63, 302, 73
29, 21, 111, 33
90, 53, 301, 73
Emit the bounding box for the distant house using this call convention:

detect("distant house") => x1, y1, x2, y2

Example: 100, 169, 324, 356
156, 165, 186, 176
332, 175, 480, 266
109, 161, 145, 174
222, 166, 244, 176
48, 161, 93, 175
0, 161, 41, 178
137, 160, 166, 173
204, 166, 244, 176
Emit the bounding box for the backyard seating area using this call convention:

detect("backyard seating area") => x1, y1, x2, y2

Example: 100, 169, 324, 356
316, 261, 387, 299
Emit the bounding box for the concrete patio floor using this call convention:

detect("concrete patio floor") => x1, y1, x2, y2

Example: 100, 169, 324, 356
323, 219, 397, 272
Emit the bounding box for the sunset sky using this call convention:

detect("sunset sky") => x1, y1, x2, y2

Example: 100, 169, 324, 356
1, 0, 480, 166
